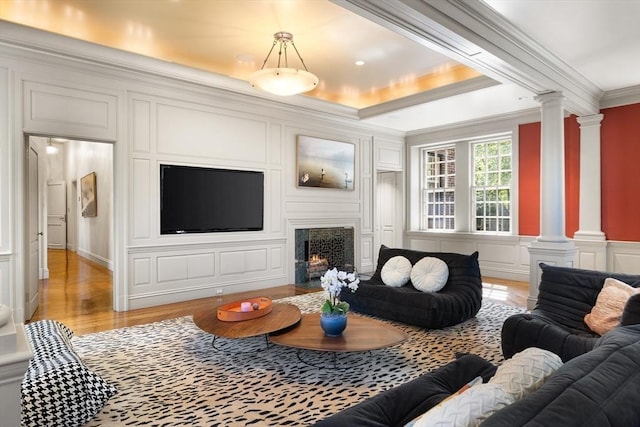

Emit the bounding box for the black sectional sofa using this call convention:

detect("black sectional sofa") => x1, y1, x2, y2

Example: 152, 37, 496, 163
313, 325, 640, 427
341, 245, 483, 329
502, 263, 640, 361
316, 263, 640, 426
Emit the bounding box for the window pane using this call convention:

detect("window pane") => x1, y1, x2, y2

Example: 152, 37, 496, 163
471, 137, 512, 234
420, 146, 456, 231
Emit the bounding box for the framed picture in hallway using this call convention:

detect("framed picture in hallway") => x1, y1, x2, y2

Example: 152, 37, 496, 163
81, 172, 97, 217
296, 135, 355, 190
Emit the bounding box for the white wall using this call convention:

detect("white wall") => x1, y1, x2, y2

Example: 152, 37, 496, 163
72, 140, 114, 268
0, 26, 404, 318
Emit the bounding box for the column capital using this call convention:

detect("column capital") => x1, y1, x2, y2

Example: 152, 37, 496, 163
534, 91, 565, 104
577, 113, 604, 127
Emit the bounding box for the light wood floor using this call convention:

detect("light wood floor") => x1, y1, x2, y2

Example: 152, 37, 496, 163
29, 249, 529, 336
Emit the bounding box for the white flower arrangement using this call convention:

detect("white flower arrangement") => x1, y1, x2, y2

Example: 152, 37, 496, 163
320, 268, 360, 315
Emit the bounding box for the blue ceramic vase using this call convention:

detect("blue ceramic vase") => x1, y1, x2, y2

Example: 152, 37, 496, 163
320, 313, 348, 337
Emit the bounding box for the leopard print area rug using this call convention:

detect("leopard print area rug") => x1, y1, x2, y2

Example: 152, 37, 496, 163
73, 293, 525, 426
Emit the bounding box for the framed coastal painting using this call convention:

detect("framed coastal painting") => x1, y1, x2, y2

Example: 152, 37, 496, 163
296, 135, 355, 190
81, 172, 97, 217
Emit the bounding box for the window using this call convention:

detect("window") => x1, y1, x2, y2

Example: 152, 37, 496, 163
420, 147, 455, 231
417, 134, 513, 234
472, 138, 512, 233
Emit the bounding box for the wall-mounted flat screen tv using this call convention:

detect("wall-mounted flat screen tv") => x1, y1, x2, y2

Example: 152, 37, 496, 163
160, 164, 264, 234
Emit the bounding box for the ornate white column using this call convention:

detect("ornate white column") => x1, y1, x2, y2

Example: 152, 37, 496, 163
527, 92, 576, 309
573, 113, 607, 270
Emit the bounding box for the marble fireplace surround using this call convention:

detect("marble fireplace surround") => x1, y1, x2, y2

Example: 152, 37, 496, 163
292, 223, 356, 286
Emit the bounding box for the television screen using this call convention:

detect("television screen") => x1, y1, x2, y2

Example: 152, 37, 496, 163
160, 164, 264, 234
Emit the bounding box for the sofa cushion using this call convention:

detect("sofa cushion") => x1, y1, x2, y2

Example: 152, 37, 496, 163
22, 320, 117, 427
584, 278, 640, 335
410, 257, 449, 293
381, 255, 412, 287
312, 354, 497, 427
488, 347, 562, 400
409, 383, 513, 427
484, 325, 640, 427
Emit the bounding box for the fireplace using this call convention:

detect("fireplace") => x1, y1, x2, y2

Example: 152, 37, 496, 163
295, 227, 354, 286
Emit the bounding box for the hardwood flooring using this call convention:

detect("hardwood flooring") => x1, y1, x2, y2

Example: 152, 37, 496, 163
29, 249, 529, 336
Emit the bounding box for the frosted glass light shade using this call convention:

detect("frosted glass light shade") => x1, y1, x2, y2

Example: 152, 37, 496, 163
249, 67, 318, 96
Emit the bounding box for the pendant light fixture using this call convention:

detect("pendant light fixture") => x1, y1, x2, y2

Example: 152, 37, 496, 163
249, 32, 318, 96
46, 140, 59, 154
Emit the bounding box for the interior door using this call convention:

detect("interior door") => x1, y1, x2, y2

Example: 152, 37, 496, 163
47, 180, 67, 249
26, 145, 40, 319
377, 171, 400, 248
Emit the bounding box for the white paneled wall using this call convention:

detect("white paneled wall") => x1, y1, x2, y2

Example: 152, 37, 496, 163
0, 30, 400, 313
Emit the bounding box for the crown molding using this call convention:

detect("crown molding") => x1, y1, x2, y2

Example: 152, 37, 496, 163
0, 21, 366, 124
600, 85, 640, 109
335, 0, 601, 116
406, 107, 540, 140
359, 75, 499, 119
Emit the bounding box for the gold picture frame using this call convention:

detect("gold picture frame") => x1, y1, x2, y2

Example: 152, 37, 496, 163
81, 172, 97, 217
296, 135, 355, 190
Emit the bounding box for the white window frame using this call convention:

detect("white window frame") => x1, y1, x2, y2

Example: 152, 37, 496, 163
410, 129, 518, 236
471, 135, 513, 234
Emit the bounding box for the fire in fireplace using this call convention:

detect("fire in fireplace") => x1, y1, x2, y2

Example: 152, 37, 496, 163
294, 227, 354, 286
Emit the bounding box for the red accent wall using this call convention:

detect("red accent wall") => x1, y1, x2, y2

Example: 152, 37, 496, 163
564, 115, 580, 238
518, 103, 640, 242
601, 103, 640, 241
518, 122, 540, 236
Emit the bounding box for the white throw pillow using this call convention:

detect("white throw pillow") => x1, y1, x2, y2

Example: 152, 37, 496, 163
409, 383, 514, 427
410, 257, 449, 292
381, 256, 412, 287
489, 347, 562, 401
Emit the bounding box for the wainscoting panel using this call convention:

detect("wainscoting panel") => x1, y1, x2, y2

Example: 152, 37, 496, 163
377, 145, 403, 171
361, 176, 372, 233
270, 169, 283, 234
607, 241, 640, 274
156, 102, 267, 163
157, 255, 189, 283
477, 242, 517, 264
131, 99, 151, 153
187, 253, 215, 279
0, 256, 11, 309
360, 234, 375, 274
220, 249, 268, 275
127, 239, 287, 309
23, 81, 117, 141
133, 258, 151, 287
406, 233, 531, 282
132, 159, 151, 240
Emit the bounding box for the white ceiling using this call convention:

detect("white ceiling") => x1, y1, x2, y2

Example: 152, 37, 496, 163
1, 0, 638, 132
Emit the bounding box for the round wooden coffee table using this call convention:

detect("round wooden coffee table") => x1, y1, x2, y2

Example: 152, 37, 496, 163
269, 312, 409, 367
193, 303, 301, 351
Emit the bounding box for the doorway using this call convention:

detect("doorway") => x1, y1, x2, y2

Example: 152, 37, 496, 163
375, 171, 403, 251
26, 135, 115, 320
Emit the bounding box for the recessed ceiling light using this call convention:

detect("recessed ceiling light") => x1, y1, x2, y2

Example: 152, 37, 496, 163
355, 60, 365, 66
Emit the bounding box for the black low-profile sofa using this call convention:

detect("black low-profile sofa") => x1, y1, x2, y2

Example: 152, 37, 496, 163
341, 245, 483, 329
502, 263, 640, 362
313, 325, 640, 427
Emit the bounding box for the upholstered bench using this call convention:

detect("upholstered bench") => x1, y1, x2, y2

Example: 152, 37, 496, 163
22, 320, 116, 426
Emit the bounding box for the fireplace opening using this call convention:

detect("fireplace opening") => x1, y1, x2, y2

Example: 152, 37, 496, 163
295, 227, 354, 287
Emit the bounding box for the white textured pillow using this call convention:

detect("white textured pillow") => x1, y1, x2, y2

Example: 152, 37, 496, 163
381, 256, 412, 287
410, 257, 449, 292
409, 383, 514, 427
489, 347, 562, 401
